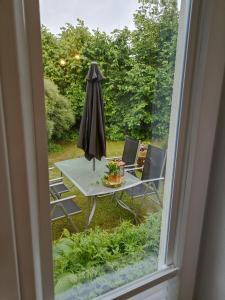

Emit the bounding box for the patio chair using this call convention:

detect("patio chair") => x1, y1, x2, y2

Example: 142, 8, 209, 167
106, 136, 139, 167
98, 137, 139, 200
50, 195, 81, 232
124, 145, 166, 207
49, 166, 69, 199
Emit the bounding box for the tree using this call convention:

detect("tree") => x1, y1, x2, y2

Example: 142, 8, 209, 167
41, 0, 179, 142
44, 78, 74, 141
41, 26, 60, 80
132, 0, 179, 140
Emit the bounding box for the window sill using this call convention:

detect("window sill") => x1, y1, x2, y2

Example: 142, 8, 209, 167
95, 266, 178, 300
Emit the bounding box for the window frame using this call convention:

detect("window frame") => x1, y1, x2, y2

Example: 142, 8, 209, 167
172, 1, 225, 298
0, 0, 53, 299
1, 0, 225, 299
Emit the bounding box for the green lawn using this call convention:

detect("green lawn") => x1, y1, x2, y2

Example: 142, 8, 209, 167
49, 141, 161, 240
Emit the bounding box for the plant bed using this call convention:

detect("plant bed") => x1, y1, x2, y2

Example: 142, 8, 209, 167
53, 212, 161, 297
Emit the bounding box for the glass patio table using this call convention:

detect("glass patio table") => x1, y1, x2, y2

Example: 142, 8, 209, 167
55, 157, 141, 226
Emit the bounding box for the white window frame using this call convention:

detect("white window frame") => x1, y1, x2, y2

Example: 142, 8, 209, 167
1, 0, 225, 299
0, 0, 53, 299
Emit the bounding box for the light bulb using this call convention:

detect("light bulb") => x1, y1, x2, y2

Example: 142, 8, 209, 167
59, 58, 66, 66
74, 54, 80, 60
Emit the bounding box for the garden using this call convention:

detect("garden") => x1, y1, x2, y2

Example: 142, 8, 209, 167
43, 0, 178, 297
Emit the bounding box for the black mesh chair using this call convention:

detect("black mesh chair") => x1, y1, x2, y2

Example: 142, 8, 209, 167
49, 167, 69, 199
122, 137, 139, 166
124, 145, 166, 207
50, 195, 81, 232
106, 136, 139, 167
49, 180, 69, 199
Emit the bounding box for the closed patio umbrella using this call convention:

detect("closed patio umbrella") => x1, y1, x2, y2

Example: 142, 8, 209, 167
77, 62, 106, 170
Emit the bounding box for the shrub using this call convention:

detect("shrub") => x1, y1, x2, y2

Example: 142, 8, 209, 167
48, 142, 64, 153
53, 212, 161, 295
41, 0, 179, 142
55, 256, 157, 300
44, 78, 74, 141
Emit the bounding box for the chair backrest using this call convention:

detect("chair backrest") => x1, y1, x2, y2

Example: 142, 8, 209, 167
122, 137, 139, 165
141, 145, 166, 188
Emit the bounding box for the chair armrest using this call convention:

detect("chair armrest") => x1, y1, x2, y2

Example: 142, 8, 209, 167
142, 177, 164, 184
49, 181, 65, 188
50, 195, 76, 205
48, 166, 55, 170
105, 156, 122, 160
126, 166, 143, 172
123, 177, 164, 190
49, 177, 64, 184
124, 163, 138, 168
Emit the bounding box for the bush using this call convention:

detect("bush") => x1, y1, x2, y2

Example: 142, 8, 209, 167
41, 0, 179, 142
53, 212, 161, 295
48, 142, 64, 153
44, 78, 74, 141
55, 257, 157, 300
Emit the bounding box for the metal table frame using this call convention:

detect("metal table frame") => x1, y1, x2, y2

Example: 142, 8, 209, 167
55, 157, 142, 227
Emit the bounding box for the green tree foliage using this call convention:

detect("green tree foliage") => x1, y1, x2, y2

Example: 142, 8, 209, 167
41, 26, 60, 80
44, 78, 74, 140
133, 0, 178, 139
41, 0, 178, 142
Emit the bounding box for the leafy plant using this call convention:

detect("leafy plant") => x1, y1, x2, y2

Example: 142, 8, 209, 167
48, 142, 64, 153
44, 78, 74, 141
53, 212, 161, 295
106, 161, 120, 175
55, 256, 157, 300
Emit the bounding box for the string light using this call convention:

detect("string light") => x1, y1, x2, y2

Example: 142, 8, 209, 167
74, 54, 80, 60
59, 58, 66, 66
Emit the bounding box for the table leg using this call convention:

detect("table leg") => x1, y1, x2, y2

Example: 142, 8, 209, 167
86, 196, 97, 228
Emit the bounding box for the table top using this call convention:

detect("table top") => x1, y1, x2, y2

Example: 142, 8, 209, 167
55, 157, 141, 197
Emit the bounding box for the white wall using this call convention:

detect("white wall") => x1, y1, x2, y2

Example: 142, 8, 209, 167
194, 75, 225, 300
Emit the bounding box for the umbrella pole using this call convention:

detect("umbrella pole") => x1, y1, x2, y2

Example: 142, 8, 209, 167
93, 158, 95, 172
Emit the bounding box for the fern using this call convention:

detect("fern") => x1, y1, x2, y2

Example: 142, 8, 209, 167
53, 212, 161, 295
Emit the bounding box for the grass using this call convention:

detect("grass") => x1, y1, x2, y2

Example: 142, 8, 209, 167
49, 140, 161, 240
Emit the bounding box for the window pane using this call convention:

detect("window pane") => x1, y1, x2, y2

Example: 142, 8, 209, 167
39, 0, 184, 298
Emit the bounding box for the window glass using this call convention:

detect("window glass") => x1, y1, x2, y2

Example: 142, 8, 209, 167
40, 0, 182, 298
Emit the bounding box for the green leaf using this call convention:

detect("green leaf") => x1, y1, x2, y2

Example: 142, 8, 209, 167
55, 273, 78, 294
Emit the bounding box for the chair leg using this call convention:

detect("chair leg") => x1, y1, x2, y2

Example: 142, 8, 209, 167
138, 184, 161, 214
50, 204, 58, 218
67, 216, 79, 232
150, 183, 162, 207
59, 204, 79, 232
138, 191, 150, 216
110, 192, 116, 204
50, 189, 59, 201
113, 191, 122, 207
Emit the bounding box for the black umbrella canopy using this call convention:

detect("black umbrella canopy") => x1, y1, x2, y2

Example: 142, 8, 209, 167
77, 62, 106, 161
